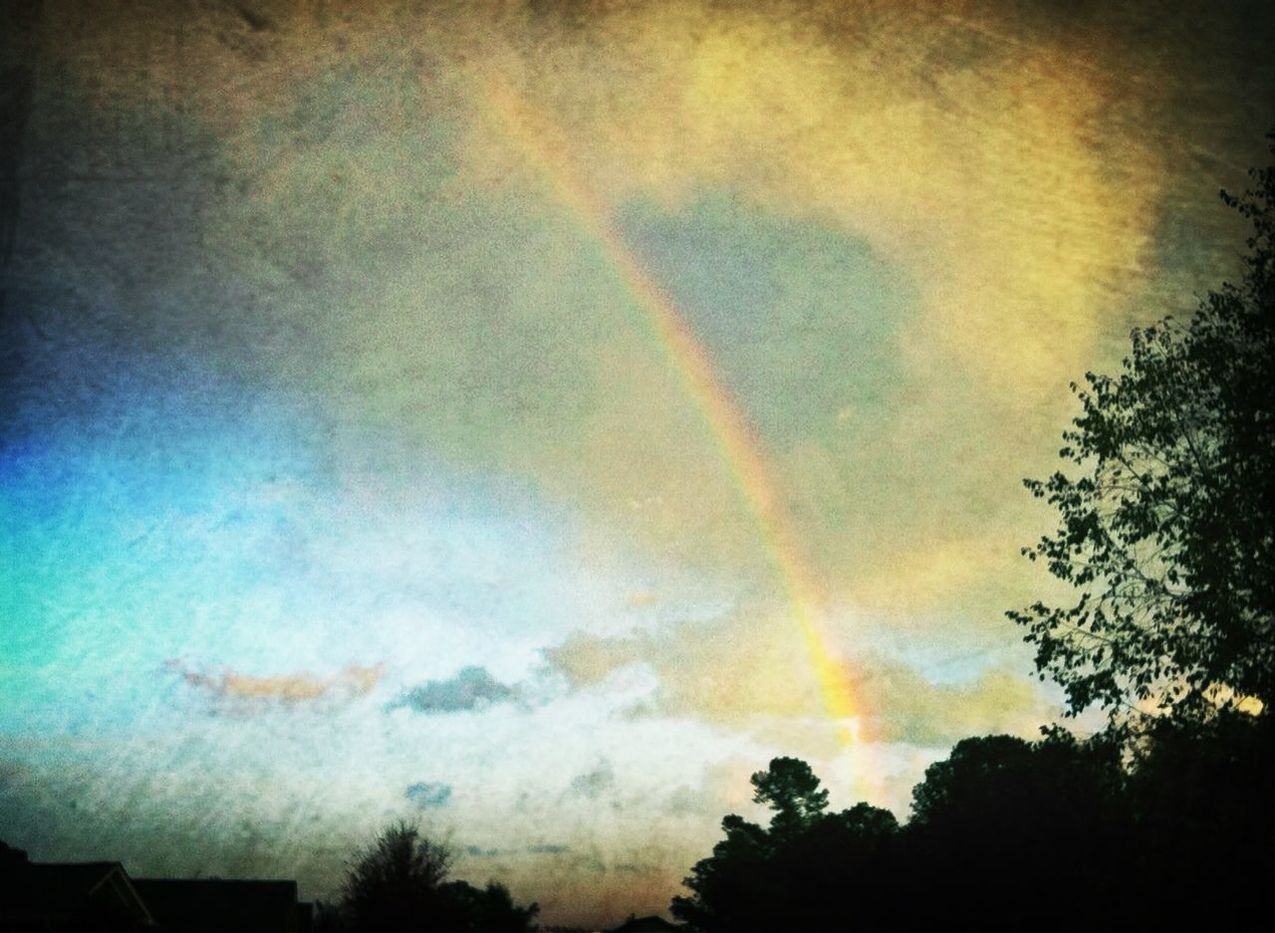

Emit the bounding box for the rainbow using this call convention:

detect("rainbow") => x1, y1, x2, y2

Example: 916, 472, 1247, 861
477, 76, 867, 767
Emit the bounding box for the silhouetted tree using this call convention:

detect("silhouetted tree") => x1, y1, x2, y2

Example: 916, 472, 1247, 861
440, 880, 539, 933
671, 812, 773, 932
1009, 139, 1275, 728
336, 821, 461, 932
674, 725, 1273, 930
904, 731, 1130, 931
1122, 710, 1275, 930
748, 757, 828, 838
671, 758, 898, 931
775, 803, 899, 931
332, 822, 538, 933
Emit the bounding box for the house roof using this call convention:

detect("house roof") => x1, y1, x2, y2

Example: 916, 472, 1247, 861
24, 861, 122, 901
9, 862, 155, 927
610, 915, 682, 933
1, 856, 308, 932
132, 878, 301, 932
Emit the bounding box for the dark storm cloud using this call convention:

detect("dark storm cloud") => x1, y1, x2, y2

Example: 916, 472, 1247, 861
389, 666, 518, 714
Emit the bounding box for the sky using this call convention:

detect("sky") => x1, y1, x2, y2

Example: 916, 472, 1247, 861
1, 0, 1273, 926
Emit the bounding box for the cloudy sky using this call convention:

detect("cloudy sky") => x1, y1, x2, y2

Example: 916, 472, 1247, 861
2, 0, 1272, 925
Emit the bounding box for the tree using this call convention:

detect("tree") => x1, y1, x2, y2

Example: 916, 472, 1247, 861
904, 731, 1131, 931
337, 821, 461, 932
1122, 710, 1275, 929
671, 811, 776, 931
671, 758, 898, 931
902, 734, 1132, 927
748, 757, 828, 838
673, 730, 1270, 930
332, 822, 538, 933
1009, 139, 1275, 729
439, 880, 539, 933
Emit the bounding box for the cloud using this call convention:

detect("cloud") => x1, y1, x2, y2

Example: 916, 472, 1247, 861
463, 843, 571, 858
544, 608, 1053, 746
389, 666, 518, 714
405, 782, 453, 809
166, 659, 383, 705
568, 761, 615, 799
526, 843, 571, 855
25, 0, 1272, 629
847, 663, 1050, 748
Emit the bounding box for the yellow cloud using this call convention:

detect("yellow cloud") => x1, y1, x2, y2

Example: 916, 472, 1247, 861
454, 0, 1164, 403
433, 0, 1181, 606
545, 607, 1052, 746
166, 660, 384, 705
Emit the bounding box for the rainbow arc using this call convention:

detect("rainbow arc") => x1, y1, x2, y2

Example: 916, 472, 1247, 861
477, 74, 867, 777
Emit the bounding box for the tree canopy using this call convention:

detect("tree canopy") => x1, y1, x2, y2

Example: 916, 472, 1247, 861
671, 722, 1273, 931
336, 821, 457, 933
329, 821, 537, 933
671, 758, 898, 931
1009, 140, 1275, 728
748, 757, 829, 837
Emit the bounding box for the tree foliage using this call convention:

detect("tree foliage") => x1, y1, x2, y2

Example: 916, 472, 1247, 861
332, 821, 537, 933
439, 880, 539, 933
337, 821, 458, 933
672, 724, 1273, 931
1010, 141, 1275, 727
1123, 710, 1275, 922
905, 731, 1131, 931
748, 757, 828, 838
671, 758, 897, 931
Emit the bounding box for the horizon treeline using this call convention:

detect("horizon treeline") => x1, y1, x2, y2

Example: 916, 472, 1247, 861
672, 716, 1272, 932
